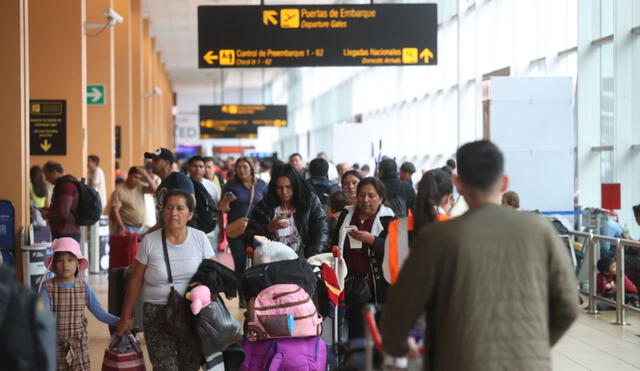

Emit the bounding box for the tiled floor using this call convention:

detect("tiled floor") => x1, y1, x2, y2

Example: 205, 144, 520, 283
85, 263, 640, 370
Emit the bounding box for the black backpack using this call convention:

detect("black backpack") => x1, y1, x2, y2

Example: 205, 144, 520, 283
189, 179, 218, 234
310, 183, 332, 209
389, 195, 407, 218
61, 177, 102, 225
242, 258, 318, 300
0, 266, 56, 371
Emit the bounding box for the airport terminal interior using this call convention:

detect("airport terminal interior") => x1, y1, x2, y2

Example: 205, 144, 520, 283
2, 0, 640, 370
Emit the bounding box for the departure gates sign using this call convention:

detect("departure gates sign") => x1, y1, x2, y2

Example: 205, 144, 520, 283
198, 4, 437, 68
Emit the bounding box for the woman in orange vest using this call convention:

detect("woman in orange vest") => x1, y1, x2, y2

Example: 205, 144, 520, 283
384, 168, 453, 284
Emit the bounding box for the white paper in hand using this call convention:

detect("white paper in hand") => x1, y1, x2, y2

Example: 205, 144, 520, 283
345, 225, 362, 249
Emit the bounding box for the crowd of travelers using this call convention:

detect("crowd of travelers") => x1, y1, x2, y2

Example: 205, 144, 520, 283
6, 140, 599, 370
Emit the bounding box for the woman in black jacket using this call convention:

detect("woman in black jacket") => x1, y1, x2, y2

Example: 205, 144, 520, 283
245, 164, 329, 258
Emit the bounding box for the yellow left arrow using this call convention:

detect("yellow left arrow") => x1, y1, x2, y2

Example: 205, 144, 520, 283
263, 10, 278, 26
203, 50, 218, 65
40, 139, 52, 152
419, 48, 434, 64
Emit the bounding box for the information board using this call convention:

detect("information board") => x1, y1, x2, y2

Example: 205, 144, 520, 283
201, 126, 259, 139
200, 105, 287, 127
30, 100, 67, 155
200, 105, 287, 139
198, 4, 437, 68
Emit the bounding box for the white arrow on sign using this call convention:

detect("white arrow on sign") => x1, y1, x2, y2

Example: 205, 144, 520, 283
87, 86, 103, 104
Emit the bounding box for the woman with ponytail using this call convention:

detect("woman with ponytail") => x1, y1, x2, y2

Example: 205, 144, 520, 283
413, 168, 454, 229
383, 168, 454, 285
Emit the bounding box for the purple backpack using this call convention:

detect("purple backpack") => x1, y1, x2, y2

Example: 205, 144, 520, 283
241, 336, 327, 371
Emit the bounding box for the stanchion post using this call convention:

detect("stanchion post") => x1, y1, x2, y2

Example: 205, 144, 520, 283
586, 232, 599, 314
364, 312, 374, 371
613, 239, 629, 325
332, 245, 341, 362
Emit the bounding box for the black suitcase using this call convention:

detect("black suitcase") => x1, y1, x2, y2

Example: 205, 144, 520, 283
108, 266, 144, 333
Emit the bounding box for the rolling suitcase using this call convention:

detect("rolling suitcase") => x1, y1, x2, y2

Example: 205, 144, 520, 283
109, 233, 140, 271
108, 266, 144, 333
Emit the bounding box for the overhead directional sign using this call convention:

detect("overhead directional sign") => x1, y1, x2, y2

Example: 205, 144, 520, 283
199, 105, 287, 139
201, 126, 259, 139
198, 4, 437, 68
30, 100, 66, 155
87, 84, 105, 105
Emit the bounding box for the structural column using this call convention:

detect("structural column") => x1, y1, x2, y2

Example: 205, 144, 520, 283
613, 0, 636, 233
142, 20, 154, 152
0, 0, 29, 275
87, 0, 115, 203
29, 0, 87, 179
114, 0, 133, 170
576, 0, 601, 209
130, 0, 144, 164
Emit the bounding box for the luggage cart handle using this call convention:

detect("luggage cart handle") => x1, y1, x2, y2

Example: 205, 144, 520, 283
332, 245, 341, 258
363, 304, 425, 356
363, 304, 385, 354
246, 246, 254, 258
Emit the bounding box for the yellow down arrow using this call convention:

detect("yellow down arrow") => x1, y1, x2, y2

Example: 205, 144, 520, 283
40, 139, 52, 152
263, 10, 278, 26
420, 48, 434, 64
203, 50, 218, 65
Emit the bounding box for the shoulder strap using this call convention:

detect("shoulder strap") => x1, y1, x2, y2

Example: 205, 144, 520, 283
161, 229, 173, 284
244, 185, 256, 218
336, 208, 349, 229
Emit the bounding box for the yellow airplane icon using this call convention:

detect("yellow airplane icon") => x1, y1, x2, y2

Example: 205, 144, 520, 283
402, 48, 418, 64
280, 9, 300, 28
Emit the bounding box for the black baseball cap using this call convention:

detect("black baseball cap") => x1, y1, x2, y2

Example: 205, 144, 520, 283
144, 148, 175, 163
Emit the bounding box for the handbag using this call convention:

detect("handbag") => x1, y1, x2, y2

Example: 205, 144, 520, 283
102, 334, 146, 371
161, 230, 195, 341
197, 294, 242, 355
226, 186, 255, 239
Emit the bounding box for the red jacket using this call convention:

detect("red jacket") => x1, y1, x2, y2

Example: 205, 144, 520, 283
597, 273, 638, 296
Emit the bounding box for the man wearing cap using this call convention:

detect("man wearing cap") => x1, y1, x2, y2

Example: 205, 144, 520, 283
144, 148, 195, 233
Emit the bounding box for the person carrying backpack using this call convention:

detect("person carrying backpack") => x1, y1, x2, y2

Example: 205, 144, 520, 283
307, 158, 341, 210
42, 161, 83, 242
143, 148, 195, 236
187, 155, 219, 235
377, 158, 415, 218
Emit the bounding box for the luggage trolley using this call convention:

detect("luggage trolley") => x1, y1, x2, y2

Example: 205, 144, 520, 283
362, 304, 424, 370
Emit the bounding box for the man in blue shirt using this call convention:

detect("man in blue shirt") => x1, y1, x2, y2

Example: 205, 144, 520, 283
144, 148, 194, 234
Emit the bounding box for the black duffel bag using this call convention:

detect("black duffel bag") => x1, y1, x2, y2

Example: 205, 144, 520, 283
242, 258, 318, 300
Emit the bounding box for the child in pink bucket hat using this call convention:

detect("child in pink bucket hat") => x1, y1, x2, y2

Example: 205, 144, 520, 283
40, 237, 119, 370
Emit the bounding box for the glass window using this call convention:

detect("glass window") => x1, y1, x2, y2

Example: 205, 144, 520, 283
634, 0, 640, 27
599, 0, 614, 37
600, 41, 614, 182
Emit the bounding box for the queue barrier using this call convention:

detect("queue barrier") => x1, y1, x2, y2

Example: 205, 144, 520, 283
568, 230, 640, 325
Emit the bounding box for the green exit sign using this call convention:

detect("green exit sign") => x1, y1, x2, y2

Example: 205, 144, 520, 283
87, 84, 105, 105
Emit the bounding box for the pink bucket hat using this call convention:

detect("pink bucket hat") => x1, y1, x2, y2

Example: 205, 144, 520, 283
44, 237, 89, 272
